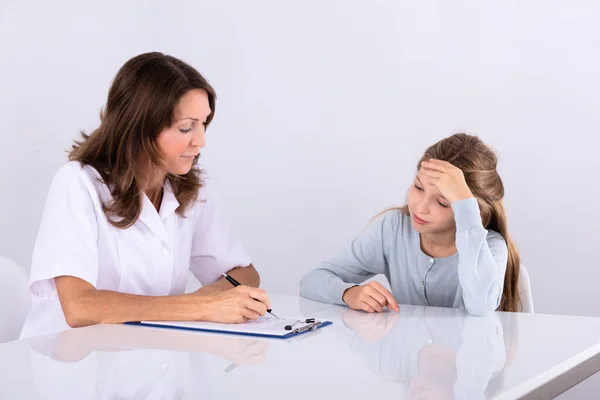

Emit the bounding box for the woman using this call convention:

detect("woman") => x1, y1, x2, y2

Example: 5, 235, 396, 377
21, 52, 270, 338
300, 133, 521, 316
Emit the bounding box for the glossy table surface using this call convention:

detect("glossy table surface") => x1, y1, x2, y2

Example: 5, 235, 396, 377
2, 294, 600, 399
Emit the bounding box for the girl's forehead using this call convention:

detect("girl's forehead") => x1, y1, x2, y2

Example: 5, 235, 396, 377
415, 172, 443, 197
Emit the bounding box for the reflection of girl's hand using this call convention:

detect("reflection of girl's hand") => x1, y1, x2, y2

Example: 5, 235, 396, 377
342, 309, 400, 342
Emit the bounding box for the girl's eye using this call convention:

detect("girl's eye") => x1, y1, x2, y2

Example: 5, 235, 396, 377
438, 202, 449, 208
414, 184, 424, 191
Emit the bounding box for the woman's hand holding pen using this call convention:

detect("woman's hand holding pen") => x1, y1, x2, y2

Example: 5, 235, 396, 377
342, 281, 400, 313
193, 286, 272, 324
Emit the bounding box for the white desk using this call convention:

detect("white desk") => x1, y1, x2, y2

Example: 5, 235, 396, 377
1, 295, 600, 399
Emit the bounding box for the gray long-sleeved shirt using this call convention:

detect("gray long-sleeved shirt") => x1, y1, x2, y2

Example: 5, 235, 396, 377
299, 198, 508, 316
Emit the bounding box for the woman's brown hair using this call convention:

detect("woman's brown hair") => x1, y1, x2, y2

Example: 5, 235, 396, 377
69, 52, 216, 228
390, 133, 521, 312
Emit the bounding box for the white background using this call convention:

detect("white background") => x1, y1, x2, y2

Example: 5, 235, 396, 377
1, 1, 599, 397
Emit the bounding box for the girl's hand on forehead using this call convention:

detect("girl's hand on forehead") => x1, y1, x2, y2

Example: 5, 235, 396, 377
419, 159, 474, 204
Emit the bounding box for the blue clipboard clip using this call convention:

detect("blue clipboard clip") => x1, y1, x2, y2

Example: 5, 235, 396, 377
284, 318, 321, 334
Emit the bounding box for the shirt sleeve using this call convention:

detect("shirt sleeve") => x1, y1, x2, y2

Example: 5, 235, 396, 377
29, 163, 100, 299
189, 184, 252, 285
453, 198, 508, 316
299, 211, 400, 305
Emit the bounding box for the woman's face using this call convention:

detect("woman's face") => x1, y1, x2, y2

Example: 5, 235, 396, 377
156, 89, 211, 175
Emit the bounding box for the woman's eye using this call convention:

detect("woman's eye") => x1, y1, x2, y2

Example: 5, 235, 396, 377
180, 126, 193, 133
414, 184, 424, 191
438, 202, 449, 208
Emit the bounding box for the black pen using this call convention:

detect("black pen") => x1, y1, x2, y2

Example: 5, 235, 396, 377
221, 273, 280, 319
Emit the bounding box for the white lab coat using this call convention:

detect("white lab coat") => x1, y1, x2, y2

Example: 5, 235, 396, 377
20, 161, 251, 339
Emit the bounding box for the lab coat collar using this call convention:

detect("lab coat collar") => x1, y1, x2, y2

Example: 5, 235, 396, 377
138, 179, 180, 246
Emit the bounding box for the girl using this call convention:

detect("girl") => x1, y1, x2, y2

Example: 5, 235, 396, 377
21, 52, 271, 338
299, 133, 520, 316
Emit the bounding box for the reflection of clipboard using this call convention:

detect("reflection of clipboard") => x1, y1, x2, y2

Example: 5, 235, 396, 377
125, 316, 332, 340
223, 324, 324, 373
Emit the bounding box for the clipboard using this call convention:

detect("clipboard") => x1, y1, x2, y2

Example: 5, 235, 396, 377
125, 316, 333, 340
